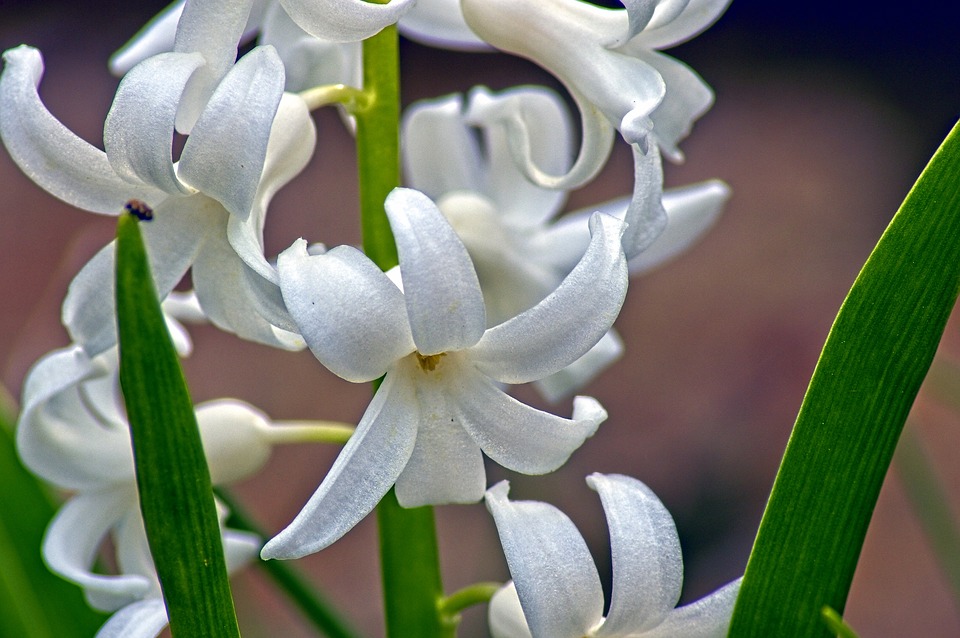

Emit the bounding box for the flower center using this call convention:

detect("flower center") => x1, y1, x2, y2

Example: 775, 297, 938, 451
415, 352, 446, 372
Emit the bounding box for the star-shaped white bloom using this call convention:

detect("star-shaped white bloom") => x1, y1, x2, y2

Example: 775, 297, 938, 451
14, 312, 298, 636
402, 87, 729, 399
460, 0, 730, 190
261, 188, 627, 559
0, 44, 313, 355
485, 474, 743, 638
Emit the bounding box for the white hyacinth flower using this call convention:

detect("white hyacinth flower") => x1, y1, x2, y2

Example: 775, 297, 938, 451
485, 474, 742, 638
15, 342, 285, 637
261, 188, 627, 559
0, 44, 313, 355
402, 88, 729, 399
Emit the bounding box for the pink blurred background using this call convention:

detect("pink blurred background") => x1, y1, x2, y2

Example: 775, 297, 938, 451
3, 2, 960, 636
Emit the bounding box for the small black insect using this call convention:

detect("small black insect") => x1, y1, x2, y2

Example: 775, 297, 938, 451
124, 199, 154, 221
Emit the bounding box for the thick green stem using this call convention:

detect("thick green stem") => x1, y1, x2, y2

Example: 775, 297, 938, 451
355, 20, 447, 638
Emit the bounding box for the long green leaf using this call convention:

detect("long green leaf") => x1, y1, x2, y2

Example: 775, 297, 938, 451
115, 213, 240, 638
729, 119, 960, 635
0, 387, 106, 638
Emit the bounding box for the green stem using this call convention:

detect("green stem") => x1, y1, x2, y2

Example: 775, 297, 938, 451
214, 489, 360, 638
377, 490, 450, 638
354, 20, 447, 638
438, 582, 501, 620
895, 423, 960, 613
356, 23, 400, 272
820, 607, 860, 638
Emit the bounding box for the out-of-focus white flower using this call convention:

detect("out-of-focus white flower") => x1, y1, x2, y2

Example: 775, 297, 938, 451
110, 0, 362, 94
260, 188, 626, 559
485, 474, 743, 638
402, 88, 729, 399
460, 0, 730, 190
15, 347, 269, 637
0, 44, 313, 355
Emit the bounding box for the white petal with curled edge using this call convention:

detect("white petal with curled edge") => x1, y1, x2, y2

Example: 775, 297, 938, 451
588, 473, 683, 635
468, 87, 570, 226
636, 0, 732, 50
228, 92, 317, 285
534, 329, 624, 403
112, 507, 156, 588
485, 481, 603, 638
470, 213, 627, 385
178, 46, 285, 221
641, 578, 742, 638
173, 0, 257, 132
43, 490, 151, 612
0, 46, 163, 214
192, 227, 304, 350
104, 51, 204, 194
465, 83, 615, 192
278, 240, 414, 382
637, 50, 713, 161
489, 582, 534, 638
621, 141, 667, 259
279, 0, 416, 42
95, 598, 169, 638
401, 94, 483, 200
455, 368, 605, 474
395, 364, 486, 506
398, 0, 490, 51
109, 0, 184, 75
261, 369, 419, 559
386, 188, 486, 355
630, 179, 729, 274
62, 195, 212, 356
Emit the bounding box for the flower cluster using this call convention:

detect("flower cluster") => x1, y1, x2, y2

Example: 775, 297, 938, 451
2, 0, 739, 635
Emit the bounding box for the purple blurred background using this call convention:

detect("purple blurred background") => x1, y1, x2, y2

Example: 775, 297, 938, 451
3, 1, 960, 635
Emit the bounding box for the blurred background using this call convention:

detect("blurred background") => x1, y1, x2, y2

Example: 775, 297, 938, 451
2, 1, 960, 635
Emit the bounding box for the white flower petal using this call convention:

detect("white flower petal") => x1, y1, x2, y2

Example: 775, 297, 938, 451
637, 0, 732, 50
630, 179, 729, 274
95, 598, 169, 638
470, 213, 627, 384
394, 365, 486, 506
534, 329, 623, 403
192, 228, 303, 349
112, 507, 158, 587
228, 92, 317, 285
621, 141, 667, 259
401, 93, 483, 200
173, 0, 258, 132
278, 0, 416, 42
62, 195, 212, 356
485, 481, 604, 638
261, 369, 419, 559
43, 491, 151, 612
17, 349, 134, 489
640, 578, 742, 638
0, 46, 162, 214
587, 473, 683, 635
634, 50, 714, 161
109, 0, 184, 75
196, 399, 274, 485
104, 51, 204, 194
398, 0, 490, 50
178, 46, 285, 221
278, 240, 414, 382
466, 87, 571, 225
455, 368, 605, 474
385, 188, 486, 354
489, 581, 534, 638
223, 528, 263, 572
465, 82, 615, 191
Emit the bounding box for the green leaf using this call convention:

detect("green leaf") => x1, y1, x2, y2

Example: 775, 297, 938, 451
729, 119, 960, 635
115, 213, 240, 638
0, 387, 107, 638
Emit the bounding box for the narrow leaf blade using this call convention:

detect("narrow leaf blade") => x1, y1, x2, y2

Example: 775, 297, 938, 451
729, 119, 960, 635
115, 212, 241, 638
